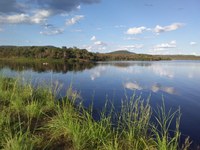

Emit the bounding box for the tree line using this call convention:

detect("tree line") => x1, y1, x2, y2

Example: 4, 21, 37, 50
0, 46, 98, 62
0, 46, 170, 61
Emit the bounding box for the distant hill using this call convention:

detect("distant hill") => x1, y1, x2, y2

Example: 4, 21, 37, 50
108, 50, 136, 55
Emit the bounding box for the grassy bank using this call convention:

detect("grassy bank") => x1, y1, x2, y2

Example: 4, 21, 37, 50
0, 76, 191, 150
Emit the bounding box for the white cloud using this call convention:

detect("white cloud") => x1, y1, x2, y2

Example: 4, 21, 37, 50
94, 41, 107, 46
125, 45, 143, 49
125, 23, 184, 35
124, 37, 140, 40
152, 40, 176, 51
40, 28, 64, 35
31, 10, 52, 24
90, 36, 96, 41
124, 36, 154, 41
85, 46, 92, 51
126, 26, 146, 35
190, 52, 200, 56
0, 10, 52, 24
0, 13, 29, 24
66, 15, 84, 26
83, 40, 108, 52
190, 42, 197, 45
40, 23, 64, 35
0, 27, 3, 32
94, 41, 102, 45
77, 5, 81, 10
154, 23, 184, 34
116, 44, 143, 51
156, 41, 176, 48
170, 40, 176, 45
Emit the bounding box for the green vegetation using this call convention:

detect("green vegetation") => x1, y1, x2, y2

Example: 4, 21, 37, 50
157, 55, 200, 60
97, 53, 169, 61
0, 46, 171, 62
0, 46, 98, 62
108, 50, 135, 55
107, 50, 200, 60
1, 46, 200, 62
0, 76, 191, 150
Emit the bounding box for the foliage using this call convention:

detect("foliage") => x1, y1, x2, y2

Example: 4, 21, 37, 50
157, 55, 200, 60
0, 46, 97, 62
97, 53, 170, 61
0, 46, 173, 61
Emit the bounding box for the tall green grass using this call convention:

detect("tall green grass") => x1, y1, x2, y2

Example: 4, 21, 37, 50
0, 76, 191, 150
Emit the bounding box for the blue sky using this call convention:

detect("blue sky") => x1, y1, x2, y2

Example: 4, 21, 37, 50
0, 0, 199, 55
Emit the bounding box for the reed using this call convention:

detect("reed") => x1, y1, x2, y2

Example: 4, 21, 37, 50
0, 76, 191, 150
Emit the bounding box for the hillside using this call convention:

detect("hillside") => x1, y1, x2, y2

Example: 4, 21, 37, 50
108, 50, 136, 55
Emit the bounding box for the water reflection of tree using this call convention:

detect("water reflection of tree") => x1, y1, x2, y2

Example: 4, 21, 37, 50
98, 61, 152, 68
0, 61, 96, 73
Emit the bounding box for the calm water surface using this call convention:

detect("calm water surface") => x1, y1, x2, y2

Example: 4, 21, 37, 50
1, 60, 200, 144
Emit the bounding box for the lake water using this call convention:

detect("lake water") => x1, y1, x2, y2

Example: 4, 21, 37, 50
1, 60, 200, 145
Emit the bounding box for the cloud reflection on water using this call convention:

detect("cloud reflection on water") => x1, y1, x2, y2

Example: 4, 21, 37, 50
90, 66, 106, 81
124, 81, 176, 95
149, 64, 174, 78
151, 83, 176, 94
124, 82, 143, 90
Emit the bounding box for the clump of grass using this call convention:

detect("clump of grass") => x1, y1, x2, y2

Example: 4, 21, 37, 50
0, 76, 56, 149
118, 95, 152, 149
1, 129, 41, 150
0, 76, 191, 150
152, 100, 181, 150
45, 90, 113, 150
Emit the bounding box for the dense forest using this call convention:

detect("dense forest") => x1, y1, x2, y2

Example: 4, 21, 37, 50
0, 46, 98, 62
0, 46, 170, 62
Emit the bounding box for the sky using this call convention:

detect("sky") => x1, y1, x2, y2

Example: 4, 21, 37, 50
0, 0, 200, 55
